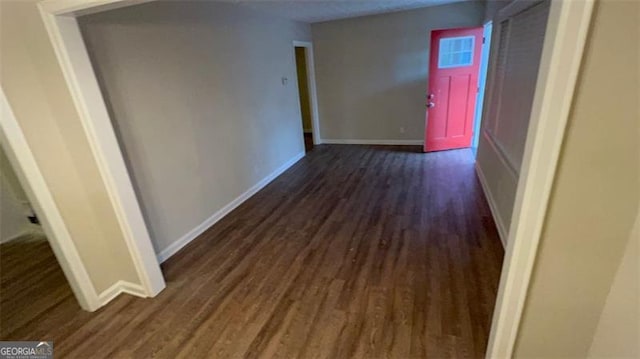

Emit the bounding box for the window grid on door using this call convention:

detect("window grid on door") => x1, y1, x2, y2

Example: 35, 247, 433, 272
438, 36, 475, 68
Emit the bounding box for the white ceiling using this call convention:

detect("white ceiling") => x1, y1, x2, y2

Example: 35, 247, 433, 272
229, 0, 470, 23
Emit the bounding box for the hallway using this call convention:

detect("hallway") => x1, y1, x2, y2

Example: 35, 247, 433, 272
2, 145, 503, 358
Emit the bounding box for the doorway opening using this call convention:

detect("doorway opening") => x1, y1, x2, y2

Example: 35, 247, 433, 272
294, 46, 314, 152
423, 25, 492, 153
0, 145, 76, 336
26, 0, 594, 356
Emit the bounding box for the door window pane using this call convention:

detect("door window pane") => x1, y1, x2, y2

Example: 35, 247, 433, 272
438, 36, 475, 68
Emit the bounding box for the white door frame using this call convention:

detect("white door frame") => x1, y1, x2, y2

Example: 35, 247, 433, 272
0, 87, 101, 311
485, 0, 594, 357
471, 21, 492, 155
293, 41, 322, 145
36, 0, 165, 303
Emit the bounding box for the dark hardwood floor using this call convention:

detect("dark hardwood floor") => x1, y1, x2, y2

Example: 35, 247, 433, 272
0, 234, 73, 338
1, 145, 503, 358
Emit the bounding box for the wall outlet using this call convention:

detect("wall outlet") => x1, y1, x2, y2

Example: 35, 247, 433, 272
399, 127, 405, 134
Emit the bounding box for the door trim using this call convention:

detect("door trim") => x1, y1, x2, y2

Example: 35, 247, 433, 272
37, 0, 165, 302
293, 41, 322, 145
485, 0, 594, 357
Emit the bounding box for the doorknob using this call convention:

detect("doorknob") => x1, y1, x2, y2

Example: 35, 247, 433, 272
427, 102, 435, 108
427, 94, 435, 100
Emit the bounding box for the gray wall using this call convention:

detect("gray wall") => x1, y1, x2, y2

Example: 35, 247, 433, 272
311, 1, 485, 142
483, 0, 512, 22
476, 0, 550, 242
80, 1, 312, 255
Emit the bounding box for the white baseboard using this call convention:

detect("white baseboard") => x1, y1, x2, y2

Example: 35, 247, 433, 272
98, 280, 148, 305
321, 139, 423, 146
156, 151, 306, 263
0, 231, 31, 244
0, 226, 45, 244
475, 163, 508, 247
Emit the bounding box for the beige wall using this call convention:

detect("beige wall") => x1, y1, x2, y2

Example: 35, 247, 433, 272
588, 213, 640, 358
0, 0, 141, 292
295, 47, 313, 132
0, 145, 39, 242
79, 2, 312, 254
311, 1, 485, 142
514, 1, 640, 356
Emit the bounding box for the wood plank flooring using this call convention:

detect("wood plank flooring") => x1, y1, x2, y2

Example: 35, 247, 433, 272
0, 145, 503, 358
0, 234, 74, 337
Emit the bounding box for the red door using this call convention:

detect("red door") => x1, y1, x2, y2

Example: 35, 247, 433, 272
424, 27, 483, 152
